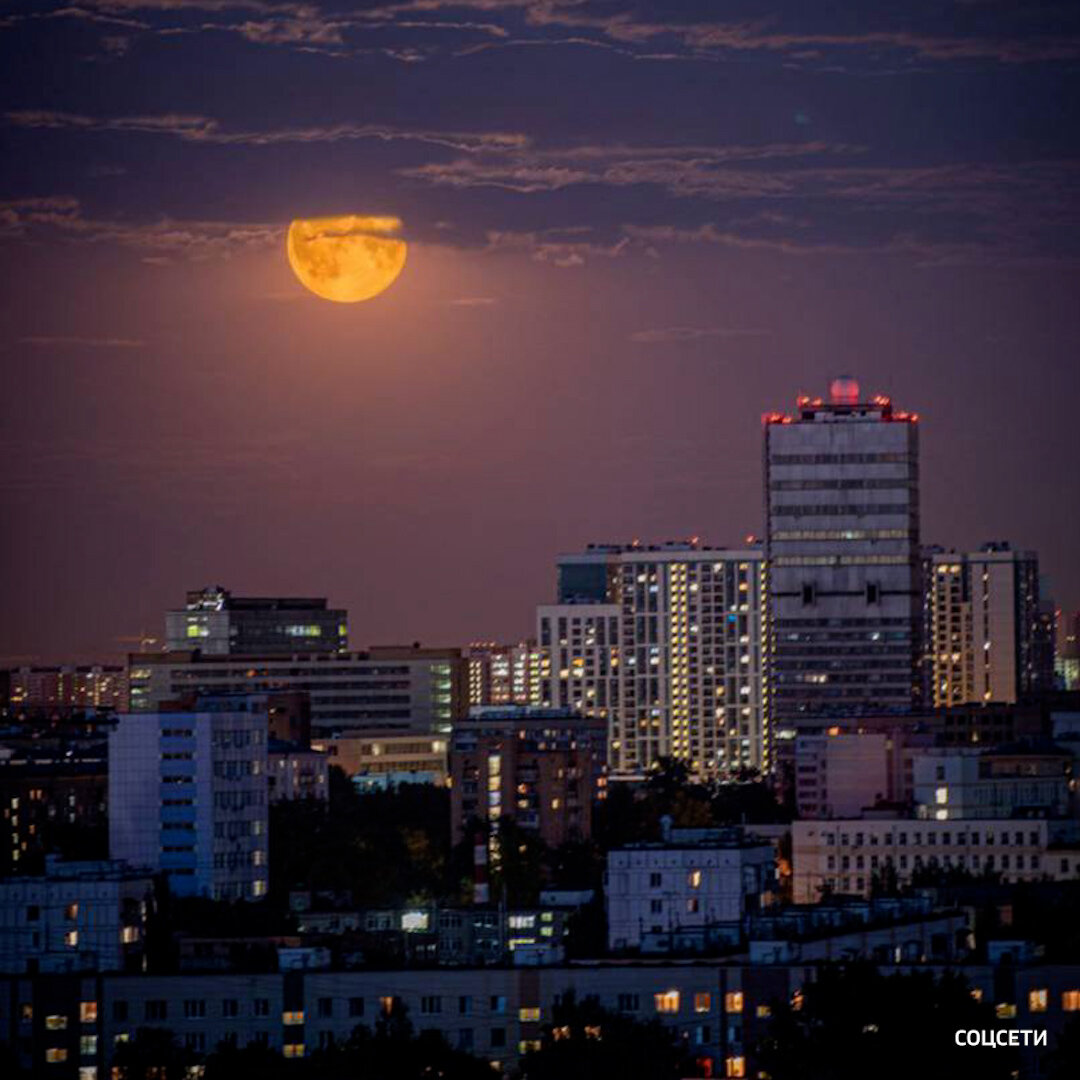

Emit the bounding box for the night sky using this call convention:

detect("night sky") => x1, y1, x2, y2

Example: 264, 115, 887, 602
1, 1, 1078, 662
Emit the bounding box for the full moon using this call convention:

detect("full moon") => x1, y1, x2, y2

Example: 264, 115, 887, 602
286, 216, 407, 303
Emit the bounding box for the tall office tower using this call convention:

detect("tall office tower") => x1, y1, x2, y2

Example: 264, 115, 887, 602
165, 586, 348, 655
538, 541, 767, 777
108, 696, 269, 901
764, 378, 921, 721
127, 646, 466, 737
466, 641, 545, 708
924, 542, 1055, 705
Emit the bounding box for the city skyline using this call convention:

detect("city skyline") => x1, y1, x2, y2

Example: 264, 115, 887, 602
0, 374, 1070, 663
2, 1, 1078, 662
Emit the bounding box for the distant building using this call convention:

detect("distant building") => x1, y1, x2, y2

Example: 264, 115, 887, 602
923, 543, 1054, 706
605, 826, 776, 952
1056, 609, 1080, 690
0, 857, 151, 974
266, 742, 329, 803
108, 697, 270, 901
466, 642, 544, 708
449, 707, 607, 847
793, 731, 893, 819
764, 378, 922, 720
127, 646, 466, 738
3, 665, 127, 713
348, 905, 572, 967
791, 817, 1080, 902
165, 586, 348, 655
0, 717, 112, 874
539, 541, 767, 777
910, 743, 1072, 820
312, 731, 448, 787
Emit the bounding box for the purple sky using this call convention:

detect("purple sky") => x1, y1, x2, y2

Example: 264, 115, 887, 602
1, 1, 1078, 662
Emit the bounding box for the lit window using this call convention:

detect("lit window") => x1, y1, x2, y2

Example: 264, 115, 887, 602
970, 989, 983, 1003
79, 1068, 98, 1080
724, 992, 744, 1013
1063, 990, 1080, 1012
693, 993, 711, 1014
688, 870, 702, 889
725, 1056, 746, 1078
283, 1044, 305, 1058
282, 1011, 305, 1025
80, 1036, 97, 1056
756, 1004, 771, 1018
45, 1049, 68, 1064
80, 1002, 98, 1024
519, 1007, 541, 1022
1029, 989, 1048, 1013
46, 1016, 68, 1031
935, 787, 948, 805
996, 1003, 1016, 1019
65, 930, 79, 948
654, 991, 680, 1015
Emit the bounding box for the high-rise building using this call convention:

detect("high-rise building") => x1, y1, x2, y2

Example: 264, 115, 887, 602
923, 543, 1055, 705
108, 696, 270, 901
165, 586, 348, 655
448, 706, 607, 848
538, 542, 767, 777
127, 646, 466, 738
466, 641, 545, 708
764, 378, 921, 721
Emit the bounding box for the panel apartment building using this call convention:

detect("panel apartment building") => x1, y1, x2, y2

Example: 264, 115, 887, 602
109, 697, 271, 901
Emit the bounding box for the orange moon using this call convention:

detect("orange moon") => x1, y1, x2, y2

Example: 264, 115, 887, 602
286, 216, 407, 303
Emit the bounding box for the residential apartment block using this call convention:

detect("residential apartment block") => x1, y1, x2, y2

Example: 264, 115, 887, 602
539, 542, 767, 778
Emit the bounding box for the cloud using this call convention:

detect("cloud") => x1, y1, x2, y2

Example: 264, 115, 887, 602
399, 140, 862, 196
0, 195, 281, 259
629, 327, 771, 344
19, 336, 145, 348
484, 227, 631, 267
5, 109, 529, 153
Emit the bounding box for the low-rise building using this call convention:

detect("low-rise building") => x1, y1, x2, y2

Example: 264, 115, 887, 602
312, 731, 448, 787
911, 743, 1072, 821
267, 741, 329, 802
605, 826, 776, 952
792, 817, 1080, 902
9, 958, 1080, 1078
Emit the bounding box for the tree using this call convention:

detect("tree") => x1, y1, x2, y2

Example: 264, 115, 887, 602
754, 963, 1018, 1080
1044, 1014, 1080, 1080
112, 1028, 199, 1080
517, 991, 702, 1080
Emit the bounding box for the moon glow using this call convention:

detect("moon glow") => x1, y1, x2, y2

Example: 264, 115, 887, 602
287, 216, 407, 303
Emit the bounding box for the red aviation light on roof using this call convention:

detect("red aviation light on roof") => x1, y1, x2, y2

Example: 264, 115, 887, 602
829, 376, 860, 405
